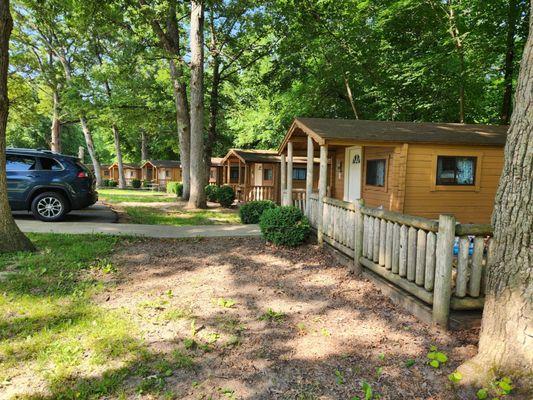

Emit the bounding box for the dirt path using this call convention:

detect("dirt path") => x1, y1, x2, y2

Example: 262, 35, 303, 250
102, 237, 481, 399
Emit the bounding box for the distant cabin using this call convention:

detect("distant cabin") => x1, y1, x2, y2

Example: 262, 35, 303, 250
209, 157, 224, 186
108, 162, 141, 184
141, 160, 181, 188
220, 148, 319, 203
278, 118, 507, 224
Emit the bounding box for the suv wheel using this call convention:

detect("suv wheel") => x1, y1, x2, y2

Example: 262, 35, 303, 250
31, 192, 68, 222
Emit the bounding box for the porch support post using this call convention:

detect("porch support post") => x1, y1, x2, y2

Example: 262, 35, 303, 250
305, 136, 314, 216
352, 198, 364, 274
317, 144, 328, 244
432, 214, 456, 328
244, 164, 249, 201
280, 154, 287, 205
286, 141, 293, 207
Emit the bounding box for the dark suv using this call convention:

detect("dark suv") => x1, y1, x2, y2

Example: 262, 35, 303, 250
7, 148, 98, 221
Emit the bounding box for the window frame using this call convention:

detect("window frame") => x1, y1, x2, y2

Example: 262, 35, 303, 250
364, 157, 388, 191
292, 167, 307, 181
38, 157, 65, 171
430, 150, 483, 192
435, 156, 477, 186
229, 166, 240, 183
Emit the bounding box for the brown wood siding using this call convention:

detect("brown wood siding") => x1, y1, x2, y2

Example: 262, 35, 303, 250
403, 144, 504, 224
332, 148, 345, 200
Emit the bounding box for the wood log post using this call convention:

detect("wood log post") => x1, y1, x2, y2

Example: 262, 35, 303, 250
287, 141, 293, 206
392, 223, 400, 273
362, 215, 368, 257
415, 229, 427, 286
455, 236, 470, 298
385, 221, 393, 270
424, 232, 437, 291
469, 237, 485, 297
306, 136, 314, 217
317, 144, 328, 244
372, 217, 380, 262
280, 153, 287, 205
379, 218, 387, 266
432, 214, 456, 328
399, 225, 408, 277
407, 226, 417, 281
352, 199, 364, 274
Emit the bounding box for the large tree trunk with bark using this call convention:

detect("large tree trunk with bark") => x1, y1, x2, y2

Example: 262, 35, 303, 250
50, 88, 61, 153
169, 58, 191, 199
112, 124, 126, 188
500, 0, 519, 124
79, 115, 102, 187
141, 129, 148, 161
188, 0, 207, 209
0, 0, 34, 253
458, 9, 532, 389
447, 0, 466, 123
206, 52, 220, 184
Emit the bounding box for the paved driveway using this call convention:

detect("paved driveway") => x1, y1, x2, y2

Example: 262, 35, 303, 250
14, 203, 260, 239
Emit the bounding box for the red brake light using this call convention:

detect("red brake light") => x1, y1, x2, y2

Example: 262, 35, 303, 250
77, 171, 88, 178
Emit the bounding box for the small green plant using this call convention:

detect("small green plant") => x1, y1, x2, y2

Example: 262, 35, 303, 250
90, 258, 116, 274
142, 179, 151, 188
448, 371, 462, 383
259, 206, 310, 247
216, 298, 236, 308
334, 369, 344, 385
476, 388, 489, 399
218, 387, 236, 399
131, 178, 141, 189
361, 381, 373, 400
107, 179, 118, 187
166, 181, 183, 197
239, 200, 278, 224
172, 350, 195, 369
259, 308, 286, 322
217, 185, 235, 207
205, 184, 220, 202
375, 366, 383, 378
426, 346, 448, 368
404, 359, 416, 368
320, 327, 331, 337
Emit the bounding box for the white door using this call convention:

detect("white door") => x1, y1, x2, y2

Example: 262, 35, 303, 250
344, 146, 362, 202
254, 164, 262, 186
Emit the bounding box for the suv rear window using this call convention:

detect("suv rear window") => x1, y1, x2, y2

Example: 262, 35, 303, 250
7, 155, 37, 171
39, 157, 63, 170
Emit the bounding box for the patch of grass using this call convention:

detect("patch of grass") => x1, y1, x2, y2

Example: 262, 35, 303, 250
124, 206, 240, 226
0, 234, 145, 396
98, 188, 178, 204
259, 308, 286, 322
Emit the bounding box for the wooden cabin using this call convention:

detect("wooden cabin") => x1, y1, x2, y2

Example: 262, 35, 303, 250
109, 162, 141, 185
141, 160, 181, 188
86, 164, 111, 180
221, 149, 320, 203
209, 157, 224, 186
278, 118, 507, 224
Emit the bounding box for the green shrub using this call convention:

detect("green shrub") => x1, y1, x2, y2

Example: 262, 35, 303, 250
259, 206, 310, 247
142, 180, 151, 188
131, 179, 141, 189
239, 200, 278, 224
107, 180, 118, 187
205, 185, 220, 202
217, 185, 235, 207
167, 181, 183, 197
101, 179, 110, 187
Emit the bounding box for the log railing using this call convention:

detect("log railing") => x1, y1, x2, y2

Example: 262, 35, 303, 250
245, 185, 276, 202
305, 196, 493, 327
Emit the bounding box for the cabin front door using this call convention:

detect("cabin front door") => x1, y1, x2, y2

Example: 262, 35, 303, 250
254, 164, 262, 186
344, 146, 362, 202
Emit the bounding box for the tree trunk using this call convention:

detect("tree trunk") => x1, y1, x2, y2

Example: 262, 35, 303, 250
78, 146, 84, 161
206, 52, 220, 184
79, 115, 102, 187
0, 0, 34, 253
112, 124, 126, 188
458, 9, 532, 388
141, 129, 148, 161
169, 58, 191, 199
447, 0, 466, 123
50, 88, 61, 153
188, 0, 207, 209
500, 0, 519, 125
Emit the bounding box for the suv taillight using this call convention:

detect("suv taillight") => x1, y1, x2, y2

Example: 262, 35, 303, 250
77, 171, 88, 178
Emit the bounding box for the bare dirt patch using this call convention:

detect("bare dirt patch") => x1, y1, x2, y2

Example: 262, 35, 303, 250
99, 237, 484, 399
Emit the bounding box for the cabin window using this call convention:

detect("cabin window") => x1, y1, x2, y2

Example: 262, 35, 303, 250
436, 156, 476, 185
210, 169, 215, 179
263, 168, 273, 181
104, 170, 110, 177
230, 166, 239, 182
365, 159, 386, 187
292, 167, 306, 180
165, 170, 170, 178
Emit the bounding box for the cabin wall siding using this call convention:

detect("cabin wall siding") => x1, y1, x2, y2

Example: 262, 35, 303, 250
403, 144, 504, 224
360, 146, 400, 211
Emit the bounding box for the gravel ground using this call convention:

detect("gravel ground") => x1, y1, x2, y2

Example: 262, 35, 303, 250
98, 237, 488, 400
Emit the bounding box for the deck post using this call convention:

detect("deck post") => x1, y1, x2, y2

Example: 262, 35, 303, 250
306, 136, 314, 216
432, 214, 456, 328
286, 141, 293, 206
280, 154, 287, 205
244, 164, 249, 201
352, 199, 364, 274
317, 144, 328, 244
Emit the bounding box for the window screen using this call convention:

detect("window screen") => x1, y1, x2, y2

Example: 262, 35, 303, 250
292, 168, 306, 180
365, 159, 386, 187
230, 166, 239, 181
436, 156, 476, 185
263, 168, 273, 181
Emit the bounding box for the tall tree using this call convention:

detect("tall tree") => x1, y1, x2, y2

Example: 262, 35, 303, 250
500, 0, 520, 124
0, 0, 34, 253
188, 0, 207, 208
458, 6, 532, 386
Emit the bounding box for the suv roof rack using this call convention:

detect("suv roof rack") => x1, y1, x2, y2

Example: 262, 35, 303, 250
8, 147, 56, 154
